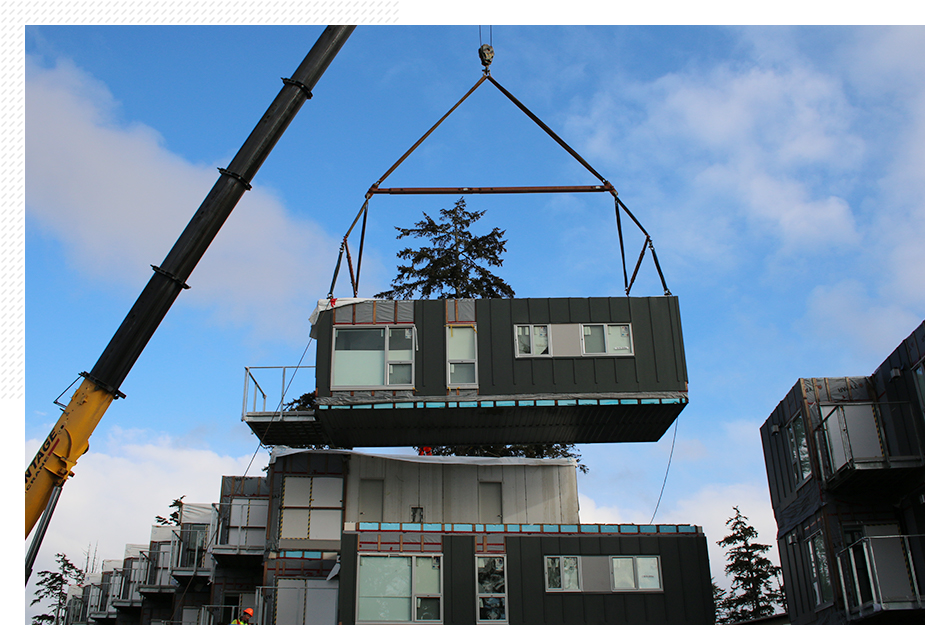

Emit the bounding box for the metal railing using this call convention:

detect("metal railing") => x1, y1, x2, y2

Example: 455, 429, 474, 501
816, 402, 924, 482
242, 366, 315, 419
836, 533, 925, 619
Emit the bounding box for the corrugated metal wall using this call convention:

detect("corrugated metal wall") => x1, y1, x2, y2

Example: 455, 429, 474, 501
343, 454, 580, 525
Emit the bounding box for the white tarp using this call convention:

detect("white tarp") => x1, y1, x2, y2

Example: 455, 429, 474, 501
269, 446, 576, 467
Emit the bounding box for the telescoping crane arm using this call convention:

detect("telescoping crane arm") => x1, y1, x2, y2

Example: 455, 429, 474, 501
25, 26, 355, 543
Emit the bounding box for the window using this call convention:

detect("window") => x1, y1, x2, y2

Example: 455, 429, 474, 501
514, 325, 549, 357
476, 556, 507, 622
446, 325, 478, 387
581, 324, 633, 356
545, 556, 580, 591
786, 415, 811, 484
611, 556, 662, 591
914, 362, 925, 415
807, 533, 833, 605
332, 327, 415, 389
357, 555, 442, 623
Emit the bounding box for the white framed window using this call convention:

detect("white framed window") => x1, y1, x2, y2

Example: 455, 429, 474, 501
611, 556, 662, 591
514, 325, 550, 357
446, 325, 478, 388
786, 415, 811, 484
356, 554, 442, 623
332, 326, 415, 389
476, 556, 507, 622
806, 532, 833, 606
581, 324, 633, 356
545, 556, 581, 592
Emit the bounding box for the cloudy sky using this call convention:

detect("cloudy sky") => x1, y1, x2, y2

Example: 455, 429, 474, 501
19, 17, 925, 620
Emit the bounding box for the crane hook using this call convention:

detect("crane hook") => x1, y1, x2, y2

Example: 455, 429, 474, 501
479, 44, 494, 73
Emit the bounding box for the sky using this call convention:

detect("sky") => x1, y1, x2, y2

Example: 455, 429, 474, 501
15, 15, 925, 621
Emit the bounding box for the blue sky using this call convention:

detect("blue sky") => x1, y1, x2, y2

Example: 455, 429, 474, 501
20, 22, 925, 615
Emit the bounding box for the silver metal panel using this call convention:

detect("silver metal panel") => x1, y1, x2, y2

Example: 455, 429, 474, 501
284, 477, 313, 507
311, 477, 344, 508
355, 302, 374, 324
396, 301, 414, 323
580, 556, 613, 592
457, 299, 476, 322
280, 509, 310, 539
375, 301, 394, 324
358, 479, 383, 523
550, 324, 582, 357
334, 305, 353, 324
417, 463, 444, 523
309, 509, 343, 540
443, 464, 479, 522
478, 482, 502, 524
276, 579, 306, 625
304, 580, 339, 625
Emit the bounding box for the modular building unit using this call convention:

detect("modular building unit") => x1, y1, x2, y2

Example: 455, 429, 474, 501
337, 524, 712, 625
252, 296, 687, 448
760, 321, 925, 625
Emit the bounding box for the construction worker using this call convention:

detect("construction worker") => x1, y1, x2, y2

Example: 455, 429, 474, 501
231, 608, 253, 625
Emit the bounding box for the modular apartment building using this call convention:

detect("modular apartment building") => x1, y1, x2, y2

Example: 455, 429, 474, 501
64, 449, 713, 625
760, 322, 925, 625
62, 296, 708, 625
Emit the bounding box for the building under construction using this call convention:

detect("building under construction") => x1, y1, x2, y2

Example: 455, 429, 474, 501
64, 448, 713, 625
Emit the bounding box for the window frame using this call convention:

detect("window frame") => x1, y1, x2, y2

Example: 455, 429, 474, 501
475, 555, 508, 623
580, 323, 634, 357
785, 414, 812, 486
544, 555, 582, 592
330, 325, 416, 391
446, 324, 479, 389
806, 531, 834, 607
513, 324, 551, 358
355, 553, 443, 624
610, 555, 663, 592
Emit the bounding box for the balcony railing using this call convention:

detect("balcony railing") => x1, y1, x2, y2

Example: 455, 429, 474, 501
816, 402, 924, 488
242, 366, 314, 419
836, 534, 925, 619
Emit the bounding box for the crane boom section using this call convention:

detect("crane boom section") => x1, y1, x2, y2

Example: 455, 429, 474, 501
25, 380, 115, 536
25, 25, 356, 541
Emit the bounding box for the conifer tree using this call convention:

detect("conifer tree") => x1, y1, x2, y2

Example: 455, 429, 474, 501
155, 495, 185, 525
31, 553, 85, 625
374, 197, 515, 300
716, 507, 783, 623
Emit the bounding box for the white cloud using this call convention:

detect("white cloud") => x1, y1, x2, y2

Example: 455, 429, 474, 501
25, 430, 269, 623
660, 483, 780, 591
25, 56, 343, 344
801, 280, 921, 367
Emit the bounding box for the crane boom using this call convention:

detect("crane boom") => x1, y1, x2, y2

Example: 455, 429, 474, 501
25, 25, 355, 549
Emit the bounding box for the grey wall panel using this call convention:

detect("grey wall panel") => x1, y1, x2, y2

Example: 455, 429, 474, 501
443, 464, 479, 522
418, 300, 445, 395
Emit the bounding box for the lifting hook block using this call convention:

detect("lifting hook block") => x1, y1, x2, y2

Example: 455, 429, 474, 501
479, 44, 494, 70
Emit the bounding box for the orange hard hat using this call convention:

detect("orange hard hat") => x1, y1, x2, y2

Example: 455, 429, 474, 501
243, 609, 254, 617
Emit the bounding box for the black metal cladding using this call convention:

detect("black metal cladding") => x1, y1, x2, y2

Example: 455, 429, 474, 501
303, 296, 688, 447
337, 532, 712, 625
316, 296, 687, 397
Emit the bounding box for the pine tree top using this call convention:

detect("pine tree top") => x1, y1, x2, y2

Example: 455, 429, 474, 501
375, 197, 515, 300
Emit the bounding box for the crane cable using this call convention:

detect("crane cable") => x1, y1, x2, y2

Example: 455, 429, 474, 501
649, 415, 680, 524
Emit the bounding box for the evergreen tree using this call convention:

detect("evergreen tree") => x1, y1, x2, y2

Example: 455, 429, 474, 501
716, 506, 783, 623
31, 553, 85, 625
155, 495, 185, 525
375, 197, 515, 300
